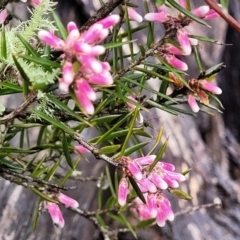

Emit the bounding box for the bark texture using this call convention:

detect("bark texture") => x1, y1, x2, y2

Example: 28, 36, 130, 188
1, 1, 240, 240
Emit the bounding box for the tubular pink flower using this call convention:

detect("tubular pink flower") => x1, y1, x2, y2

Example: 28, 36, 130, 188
164, 43, 186, 55
147, 193, 158, 218
157, 5, 167, 14
75, 78, 96, 101
67, 21, 78, 33
148, 172, 168, 190
144, 12, 169, 23
137, 178, 157, 193
29, 0, 41, 6
77, 55, 102, 74
200, 80, 222, 94
188, 94, 200, 112
59, 79, 70, 91
131, 197, 152, 221
0, 9, 8, 24
204, 9, 219, 19
177, 29, 191, 55
57, 193, 79, 209
81, 24, 103, 44
159, 162, 175, 171
75, 145, 90, 154
118, 177, 129, 206
164, 55, 188, 71
191, 6, 210, 18
62, 61, 74, 85
38, 30, 65, 50
89, 45, 106, 56
97, 15, 120, 28
127, 161, 143, 180
134, 155, 156, 166
88, 71, 113, 85
65, 29, 80, 47
73, 42, 92, 53
46, 202, 65, 228
74, 87, 95, 115
128, 7, 143, 23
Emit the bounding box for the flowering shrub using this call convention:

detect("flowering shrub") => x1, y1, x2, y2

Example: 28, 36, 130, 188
0, 0, 228, 238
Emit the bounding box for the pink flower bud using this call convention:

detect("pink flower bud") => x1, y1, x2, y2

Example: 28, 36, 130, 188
187, 95, 200, 112
144, 12, 169, 23
127, 161, 143, 180
178, 0, 187, 9
147, 193, 158, 218
67, 21, 78, 33
200, 80, 222, 94
164, 43, 186, 55
148, 172, 168, 190
177, 29, 191, 55
164, 55, 188, 71
77, 55, 103, 74
75, 145, 90, 154
118, 178, 129, 206
46, 202, 65, 228
128, 8, 143, 23
29, 0, 41, 6
191, 6, 210, 18
97, 15, 120, 28
88, 71, 113, 85
75, 78, 96, 101
65, 29, 80, 48
38, 30, 65, 50
62, 61, 74, 85
0, 9, 8, 24
73, 42, 92, 53
57, 193, 79, 209
137, 178, 157, 193
134, 155, 156, 166
74, 87, 95, 115
81, 24, 103, 44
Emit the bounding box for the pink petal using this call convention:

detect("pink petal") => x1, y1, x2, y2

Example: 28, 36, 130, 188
65, 29, 80, 48
204, 12, 219, 19
67, 21, 78, 33
127, 161, 143, 180
46, 202, 65, 228
118, 177, 129, 206
75, 78, 96, 101
189, 38, 199, 46
177, 29, 191, 55
162, 174, 179, 188
147, 193, 158, 218
57, 193, 79, 209
191, 6, 210, 18
38, 30, 65, 50
187, 95, 200, 112
164, 55, 188, 71
97, 15, 120, 28
77, 55, 102, 74
137, 178, 157, 193
88, 71, 113, 85
0, 9, 8, 24
148, 172, 168, 190
157, 5, 167, 14
134, 155, 156, 166
144, 12, 169, 23
128, 8, 143, 23
29, 0, 41, 6
73, 42, 92, 53
178, 0, 187, 9
75, 145, 90, 154
200, 80, 222, 94
165, 170, 185, 182
74, 87, 95, 115
62, 61, 74, 85
159, 162, 175, 171
164, 43, 185, 55
88, 45, 106, 56
81, 24, 103, 44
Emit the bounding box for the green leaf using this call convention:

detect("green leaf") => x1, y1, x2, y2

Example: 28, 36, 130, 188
32, 109, 75, 135
62, 131, 73, 168
16, 34, 40, 57
90, 114, 121, 125
121, 141, 150, 157
169, 189, 193, 200
32, 198, 41, 230
0, 158, 24, 170
0, 103, 5, 115
129, 176, 146, 204
148, 139, 168, 173
120, 108, 139, 156
167, 0, 210, 27
148, 126, 163, 155
107, 213, 125, 225
136, 218, 155, 229
188, 35, 227, 45
104, 40, 136, 50
12, 54, 31, 97
182, 169, 191, 176
44, 158, 61, 181
0, 147, 36, 154
30, 188, 58, 203
0, 82, 22, 95
52, 11, 67, 39
18, 54, 61, 68
119, 212, 137, 238
99, 144, 121, 154
1, 26, 7, 59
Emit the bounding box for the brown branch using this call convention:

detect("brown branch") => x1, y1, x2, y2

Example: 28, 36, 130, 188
80, 0, 124, 32
205, 0, 240, 32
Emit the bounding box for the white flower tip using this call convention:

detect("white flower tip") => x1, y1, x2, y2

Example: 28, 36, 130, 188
149, 185, 157, 193
166, 213, 174, 221
160, 181, 168, 190
181, 63, 188, 71
157, 220, 165, 227
88, 91, 97, 101
85, 105, 95, 115
150, 210, 158, 218
118, 199, 126, 206
91, 62, 102, 74
215, 88, 222, 95
59, 81, 70, 91
134, 173, 143, 181
170, 181, 179, 188
191, 104, 200, 113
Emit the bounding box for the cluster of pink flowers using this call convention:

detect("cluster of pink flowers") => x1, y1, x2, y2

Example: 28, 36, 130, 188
0, 0, 40, 24
38, 15, 120, 115
45, 193, 79, 228
118, 155, 185, 227
144, 3, 219, 71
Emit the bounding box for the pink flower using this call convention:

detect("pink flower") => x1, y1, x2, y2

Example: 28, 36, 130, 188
177, 28, 191, 55
128, 8, 143, 23
144, 12, 169, 23
164, 55, 188, 71
75, 145, 90, 154
46, 202, 65, 228
199, 80, 222, 94
57, 193, 79, 209
118, 177, 129, 206
0, 9, 8, 24
29, 0, 41, 6
187, 94, 200, 113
